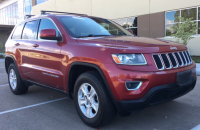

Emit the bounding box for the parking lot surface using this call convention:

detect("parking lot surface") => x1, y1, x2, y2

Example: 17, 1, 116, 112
0, 61, 199, 130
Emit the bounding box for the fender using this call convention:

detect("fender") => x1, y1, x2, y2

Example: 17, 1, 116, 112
5, 55, 19, 74
68, 62, 115, 100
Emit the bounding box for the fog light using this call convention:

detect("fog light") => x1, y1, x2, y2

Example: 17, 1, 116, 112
125, 81, 142, 90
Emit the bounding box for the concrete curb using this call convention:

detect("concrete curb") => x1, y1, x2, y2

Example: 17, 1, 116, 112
196, 63, 200, 76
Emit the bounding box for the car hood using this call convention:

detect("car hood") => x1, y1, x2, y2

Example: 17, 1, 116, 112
76, 36, 187, 53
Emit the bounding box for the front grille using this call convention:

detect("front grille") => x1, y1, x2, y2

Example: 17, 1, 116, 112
186, 51, 192, 63
161, 54, 171, 69
168, 53, 178, 68
179, 52, 187, 65
152, 51, 192, 70
152, 55, 163, 70
174, 52, 183, 66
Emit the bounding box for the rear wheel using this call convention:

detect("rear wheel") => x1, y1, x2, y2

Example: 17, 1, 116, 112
8, 63, 29, 95
74, 71, 117, 127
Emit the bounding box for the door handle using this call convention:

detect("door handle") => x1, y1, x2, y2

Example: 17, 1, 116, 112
15, 43, 20, 46
33, 44, 39, 47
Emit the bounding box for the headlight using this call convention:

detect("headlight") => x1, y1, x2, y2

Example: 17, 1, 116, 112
112, 54, 147, 65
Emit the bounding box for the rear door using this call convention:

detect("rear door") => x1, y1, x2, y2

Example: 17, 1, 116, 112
20, 20, 40, 80
21, 18, 64, 90
7, 23, 25, 76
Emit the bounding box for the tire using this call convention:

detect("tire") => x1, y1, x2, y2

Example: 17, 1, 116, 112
74, 71, 117, 128
8, 63, 29, 95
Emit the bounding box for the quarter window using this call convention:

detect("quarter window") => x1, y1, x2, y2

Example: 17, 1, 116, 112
12, 24, 24, 39
22, 20, 38, 40
37, 19, 60, 40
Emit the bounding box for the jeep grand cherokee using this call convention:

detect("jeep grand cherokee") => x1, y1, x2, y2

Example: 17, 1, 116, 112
4, 10, 196, 127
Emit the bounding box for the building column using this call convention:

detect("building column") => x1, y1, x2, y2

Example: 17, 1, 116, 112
32, 0, 36, 6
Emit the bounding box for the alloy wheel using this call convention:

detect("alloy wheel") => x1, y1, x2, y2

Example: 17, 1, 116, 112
78, 83, 99, 118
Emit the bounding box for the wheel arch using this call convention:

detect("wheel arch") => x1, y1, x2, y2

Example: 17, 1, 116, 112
67, 62, 115, 100
5, 55, 16, 74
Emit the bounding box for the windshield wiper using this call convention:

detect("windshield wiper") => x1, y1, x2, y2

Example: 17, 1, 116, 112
77, 34, 111, 38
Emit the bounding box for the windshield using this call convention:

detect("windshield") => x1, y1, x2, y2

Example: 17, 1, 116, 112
57, 16, 133, 38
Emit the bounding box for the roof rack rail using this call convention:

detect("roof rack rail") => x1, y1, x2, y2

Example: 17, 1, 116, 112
41, 10, 87, 16
25, 15, 35, 19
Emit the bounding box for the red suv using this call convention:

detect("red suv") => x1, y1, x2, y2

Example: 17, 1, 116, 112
5, 11, 196, 127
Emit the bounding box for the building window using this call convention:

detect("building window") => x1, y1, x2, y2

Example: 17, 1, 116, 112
36, 0, 49, 5
0, 2, 18, 25
24, 0, 32, 15
113, 17, 137, 35
165, 7, 200, 37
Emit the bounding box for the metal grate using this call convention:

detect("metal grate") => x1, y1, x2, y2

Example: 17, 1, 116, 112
153, 51, 193, 70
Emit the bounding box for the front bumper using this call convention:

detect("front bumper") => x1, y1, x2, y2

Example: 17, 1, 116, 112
113, 78, 196, 115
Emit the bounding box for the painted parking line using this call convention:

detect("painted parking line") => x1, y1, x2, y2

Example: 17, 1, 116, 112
191, 124, 200, 130
0, 84, 9, 87
0, 97, 68, 115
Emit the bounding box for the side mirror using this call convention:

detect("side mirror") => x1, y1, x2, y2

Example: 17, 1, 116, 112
128, 30, 133, 34
40, 29, 62, 41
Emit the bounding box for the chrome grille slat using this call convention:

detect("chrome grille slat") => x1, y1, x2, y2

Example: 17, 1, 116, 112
186, 51, 192, 64
161, 54, 171, 69
153, 50, 193, 70
179, 52, 187, 66
183, 51, 190, 65
168, 53, 178, 68
174, 52, 183, 67
152, 54, 164, 70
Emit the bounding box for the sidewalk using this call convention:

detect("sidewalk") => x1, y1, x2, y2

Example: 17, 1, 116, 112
196, 63, 200, 76
0, 59, 4, 62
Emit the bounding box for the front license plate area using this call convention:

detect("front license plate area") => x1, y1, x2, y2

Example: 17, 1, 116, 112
176, 70, 192, 87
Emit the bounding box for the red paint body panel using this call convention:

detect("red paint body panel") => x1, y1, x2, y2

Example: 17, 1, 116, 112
5, 15, 196, 102
40, 29, 56, 38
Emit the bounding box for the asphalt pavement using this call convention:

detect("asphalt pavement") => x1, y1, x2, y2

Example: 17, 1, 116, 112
0, 61, 199, 130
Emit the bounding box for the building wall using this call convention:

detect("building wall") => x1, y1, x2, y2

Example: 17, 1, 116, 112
18, 0, 25, 22
32, 0, 200, 19
31, 0, 200, 56
0, 0, 24, 24
0, 30, 12, 51
0, 0, 17, 9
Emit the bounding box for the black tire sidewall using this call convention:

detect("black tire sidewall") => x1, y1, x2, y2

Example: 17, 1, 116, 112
8, 63, 28, 94
74, 75, 106, 127
8, 64, 19, 93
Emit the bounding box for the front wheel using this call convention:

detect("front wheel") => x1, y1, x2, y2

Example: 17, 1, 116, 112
8, 63, 29, 95
74, 71, 117, 128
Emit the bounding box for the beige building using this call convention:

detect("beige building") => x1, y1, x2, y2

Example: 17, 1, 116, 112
0, 0, 48, 52
31, 0, 200, 56
0, 0, 200, 55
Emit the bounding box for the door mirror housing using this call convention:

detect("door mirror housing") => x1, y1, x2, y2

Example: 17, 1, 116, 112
40, 29, 62, 41
128, 30, 133, 34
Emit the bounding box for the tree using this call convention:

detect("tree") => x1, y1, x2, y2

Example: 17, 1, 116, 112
170, 17, 200, 45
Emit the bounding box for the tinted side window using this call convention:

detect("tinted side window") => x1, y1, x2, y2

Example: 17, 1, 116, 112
12, 24, 24, 39
22, 20, 38, 40
38, 19, 59, 40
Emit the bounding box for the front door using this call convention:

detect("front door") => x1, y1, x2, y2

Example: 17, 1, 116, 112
21, 18, 64, 90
